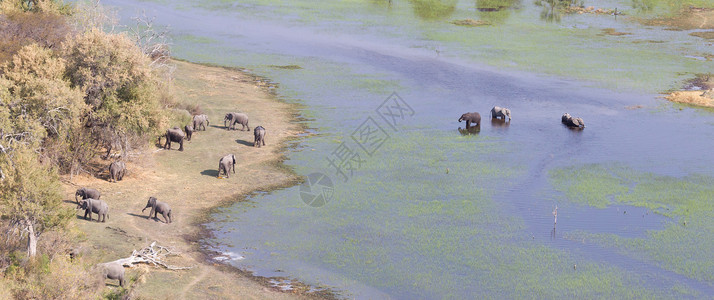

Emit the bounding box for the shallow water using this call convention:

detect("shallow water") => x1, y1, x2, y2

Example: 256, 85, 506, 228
99, 0, 714, 298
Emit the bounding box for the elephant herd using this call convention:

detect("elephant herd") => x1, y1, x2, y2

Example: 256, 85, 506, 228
83, 111, 265, 286
459, 106, 585, 129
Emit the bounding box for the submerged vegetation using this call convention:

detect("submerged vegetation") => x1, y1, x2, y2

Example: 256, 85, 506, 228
550, 164, 714, 287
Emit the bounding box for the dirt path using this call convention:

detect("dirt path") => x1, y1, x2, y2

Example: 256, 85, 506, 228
64, 60, 316, 299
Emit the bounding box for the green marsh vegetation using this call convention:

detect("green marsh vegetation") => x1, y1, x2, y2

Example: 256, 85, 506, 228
550, 164, 714, 288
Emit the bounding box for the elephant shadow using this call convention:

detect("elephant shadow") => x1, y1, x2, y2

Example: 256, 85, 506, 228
127, 212, 166, 223
235, 139, 253, 147
458, 126, 480, 135
490, 118, 510, 128
201, 169, 220, 177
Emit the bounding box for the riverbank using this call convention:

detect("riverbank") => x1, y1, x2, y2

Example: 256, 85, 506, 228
62, 60, 325, 299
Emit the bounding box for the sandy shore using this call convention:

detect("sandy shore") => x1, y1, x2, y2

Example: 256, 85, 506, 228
63, 60, 325, 299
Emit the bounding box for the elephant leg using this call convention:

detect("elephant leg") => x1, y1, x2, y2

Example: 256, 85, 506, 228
466, 120, 471, 128
178, 140, 184, 151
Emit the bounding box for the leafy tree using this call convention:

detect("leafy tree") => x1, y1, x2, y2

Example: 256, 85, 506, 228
61, 29, 166, 159
1, 44, 87, 175
0, 137, 73, 259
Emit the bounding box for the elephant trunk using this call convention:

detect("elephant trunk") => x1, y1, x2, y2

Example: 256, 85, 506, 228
458, 117, 463, 122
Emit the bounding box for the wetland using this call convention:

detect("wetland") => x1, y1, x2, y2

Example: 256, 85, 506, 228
100, 0, 714, 298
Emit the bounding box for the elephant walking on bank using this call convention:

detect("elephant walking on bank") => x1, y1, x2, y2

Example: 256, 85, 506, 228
218, 154, 236, 178
163, 127, 186, 151
109, 161, 126, 183
184, 124, 194, 141
77, 198, 109, 222
142, 196, 173, 223
193, 114, 209, 131
254, 126, 266, 147
490, 106, 511, 121
75, 187, 100, 204
458, 112, 481, 128
224, 112, 250, 131
101, 262, 125, 287
561, 113, 585, 129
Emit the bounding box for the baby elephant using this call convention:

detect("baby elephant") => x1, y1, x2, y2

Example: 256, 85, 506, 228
75, 187, 100, 204
101, 262, 125, 287
218, 154, 236, 178
254, 126, 266, 148
184, 124, 194, 141
77, 198, 109, 222
491, 106, 511, 121
458, 112, 481, 128
108, 161, 126, 183
142, 196, 172, 223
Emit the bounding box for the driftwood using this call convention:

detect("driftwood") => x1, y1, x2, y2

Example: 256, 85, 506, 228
104, 241, 192, 270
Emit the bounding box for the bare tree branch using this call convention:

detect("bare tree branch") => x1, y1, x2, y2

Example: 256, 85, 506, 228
104, 241, 193, 270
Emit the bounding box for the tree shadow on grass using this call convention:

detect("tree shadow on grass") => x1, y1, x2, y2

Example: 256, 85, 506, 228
201, 169, 219, 177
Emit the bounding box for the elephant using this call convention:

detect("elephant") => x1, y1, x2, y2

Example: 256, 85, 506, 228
254, 126, 266, 148
101, 262, 125, 287
77, 198, 109, 222
458, 112, 481, 128
75, 187, 100, 204
184, 124, 194, 141
142, 196, 172, 223
561, 113, 572, 124
218, 154, 236, 178
109, 161, 126, 183
163, 127, 185, 151
192, 114, 209, 131
224, 112, 250, 131
490, 106, 511, 121
562, 114, 585, 129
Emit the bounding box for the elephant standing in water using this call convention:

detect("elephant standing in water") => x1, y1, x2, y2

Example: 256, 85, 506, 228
163, 127, 186, 151
142, 196, 173, 223
101, 262, 125, 287
193, 114, 209, 131
254, 126, 266, 147
184, 124, 194, 141
75, 187, 100, 203
218, 154, 236, 178
77, 198, 109, 222
562, 113, 585, 129
458, 112, 481, 128
490, 106, 511, 121
224, 112, 250, 131
109, 161, 125, 183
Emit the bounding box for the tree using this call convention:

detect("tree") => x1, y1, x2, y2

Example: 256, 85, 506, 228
1, 43, 87, 176
0, 137, 73, 259
61, 29, 166, 159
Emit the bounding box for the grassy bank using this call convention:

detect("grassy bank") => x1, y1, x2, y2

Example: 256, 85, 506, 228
63, 60, 320, 299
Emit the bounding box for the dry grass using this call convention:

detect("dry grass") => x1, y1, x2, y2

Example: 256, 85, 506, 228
451, 19, 490, 27
666, 90, 714, 107
61, 60, 320, 299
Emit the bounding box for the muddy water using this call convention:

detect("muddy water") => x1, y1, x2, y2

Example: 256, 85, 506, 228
100, 0, 714, 298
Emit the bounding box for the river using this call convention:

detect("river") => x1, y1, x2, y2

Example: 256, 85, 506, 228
101, 0, 714, 298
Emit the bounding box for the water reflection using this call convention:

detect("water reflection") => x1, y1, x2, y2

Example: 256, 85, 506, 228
409, 0, 457, 20
475, 0, 521, 24
490, 118, 510, 129
535, 0, 582, 23
458, 125, 480, 135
